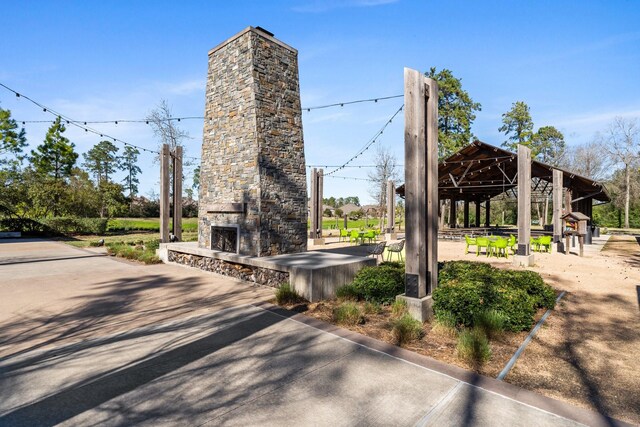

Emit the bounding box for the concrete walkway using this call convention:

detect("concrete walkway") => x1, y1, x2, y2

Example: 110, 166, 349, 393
0, 239, 629, 426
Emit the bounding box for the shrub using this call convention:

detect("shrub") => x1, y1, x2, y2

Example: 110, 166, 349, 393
363, 301, 382, 315
457, 328, 491, 365
333, 302, 364, 325
391, 299, 407, 317
433, 310, 458, 337
105, 242, 161, 264
336, 283, 360, 301
473, 310, 506, 339
351, 263, 404, 304
433, 261, 556, 332
275, 283, 304, 305
145, 239, 160, 251
392, 314, 424, 345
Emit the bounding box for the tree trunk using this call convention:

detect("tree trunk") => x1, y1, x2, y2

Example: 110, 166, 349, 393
624, 165, 630, 229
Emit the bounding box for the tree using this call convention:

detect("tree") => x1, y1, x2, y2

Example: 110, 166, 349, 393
31, 117, 78, 181
426, 68, 482, 159
534, 126, 565, 166
499, 101, 534, 152
119, 145, 142, 200
192, 164, 200, 192
603, 117, 640, 229
82, 140, 119, 184
367, 146, 400, 232
147, 99, 190, 158
0, 105, 27, 167
30, 118, 78, 216
563, 141, 609, 180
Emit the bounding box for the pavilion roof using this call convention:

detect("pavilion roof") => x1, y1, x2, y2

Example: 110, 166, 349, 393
396, 140, 610, 203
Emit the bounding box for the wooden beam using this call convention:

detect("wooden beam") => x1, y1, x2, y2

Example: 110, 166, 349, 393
310, 168, 318, 238
553, 169, 564, 251
160, 144, 170, 243
485, 199, 491, 227
318, 168, 324, 237
475, 199, 481, 227
173, 146, 183, 241
386, 180, 395, 232
463, 200, 470, 228
404, 68, 438, 297
517, 145, 531, 255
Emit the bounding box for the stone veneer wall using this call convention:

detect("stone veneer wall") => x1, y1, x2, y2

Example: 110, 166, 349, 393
198, 27, 307, 257
168, 251, 289, 288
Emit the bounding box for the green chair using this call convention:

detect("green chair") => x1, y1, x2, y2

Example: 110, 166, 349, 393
507, 235, 517, 255
464, 235, 477, 254
492, 237, 509, 259
363, 230, 376, 244
349, 230, 361, 245
476, 237, 490, 256
530, 236, 541, 252
339, 228, 349, 243
538, 235, 552, 253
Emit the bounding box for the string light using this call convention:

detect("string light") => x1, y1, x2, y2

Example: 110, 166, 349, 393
325, 104, 404, 176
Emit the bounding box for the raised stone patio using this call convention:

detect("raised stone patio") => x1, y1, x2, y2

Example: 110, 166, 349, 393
158, 242, 375, 301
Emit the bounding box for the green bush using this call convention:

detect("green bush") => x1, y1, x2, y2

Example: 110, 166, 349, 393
105, 242, 160, 264
275, 283, 304, 305
145, 239, 160, 251
333, 302, 364, 325
457, 327, 491, 365
351, 263, 404, 304
433, 261, 556, 332
336, 283, 360, 301
392, 314, 424, 345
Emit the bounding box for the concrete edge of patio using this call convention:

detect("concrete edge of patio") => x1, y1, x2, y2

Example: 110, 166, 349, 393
253, 301, 634, 427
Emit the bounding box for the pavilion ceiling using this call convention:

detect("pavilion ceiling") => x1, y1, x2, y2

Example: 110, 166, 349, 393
396, 141, 610, 203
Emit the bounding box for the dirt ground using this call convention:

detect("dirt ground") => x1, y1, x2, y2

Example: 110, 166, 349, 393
306, 234, 640, 425
504, 235, 640, 425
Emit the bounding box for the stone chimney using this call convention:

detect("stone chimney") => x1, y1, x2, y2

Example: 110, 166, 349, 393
198, 27, 308, 257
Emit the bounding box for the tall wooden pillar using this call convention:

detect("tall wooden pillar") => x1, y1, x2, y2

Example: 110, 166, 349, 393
553, 169, 564, 252
309, 168, 323, 239
485, 199, 491, 227
449, 199, 457, 228
386, 180, 395, 232
401, 68, 438, 321
463, 200, 470, 228
475, 199, 481, 227
172, 146, 183, 241
514, 144, 534, 266
160, 144, 170, 243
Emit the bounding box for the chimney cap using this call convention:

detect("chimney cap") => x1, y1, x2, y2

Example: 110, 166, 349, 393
255, 26, 274, 37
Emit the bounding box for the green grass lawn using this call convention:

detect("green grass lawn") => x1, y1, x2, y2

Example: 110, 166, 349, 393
63, 230, 198, 248
107, 217, 198, 232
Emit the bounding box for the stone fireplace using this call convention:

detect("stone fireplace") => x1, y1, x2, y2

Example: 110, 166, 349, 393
198, 27, 308, 257
210, 225, 239, 254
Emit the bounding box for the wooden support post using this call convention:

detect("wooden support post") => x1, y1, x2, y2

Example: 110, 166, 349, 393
310, 168, 317, 239
449, 198, 457, 228
386, 180, 395, 232
514, 144, 534, 266
400, 68, 438, 321
553, 169, 564, 252
172, 146, 183, 241
343, 214, 348, 230
160, 144, 170, 243
475, 199, 481, 227
317, 168, 324, 238
463, 200, 470, 228
485, 199, 491, 227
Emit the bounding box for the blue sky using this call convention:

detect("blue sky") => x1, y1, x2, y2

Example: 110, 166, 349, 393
1, 0, 639, 203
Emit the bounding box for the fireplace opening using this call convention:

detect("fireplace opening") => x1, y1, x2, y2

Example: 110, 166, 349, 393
211, 225, 239, 254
